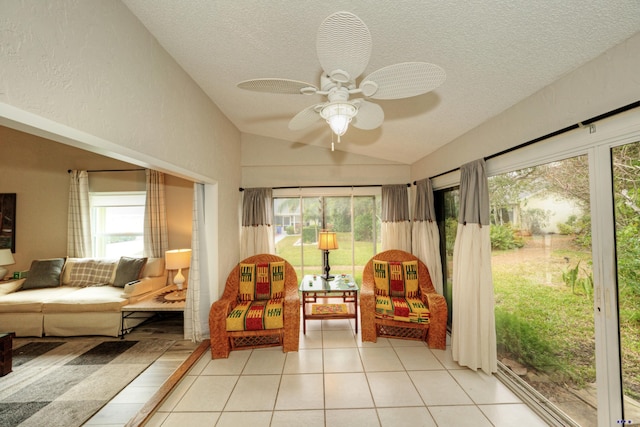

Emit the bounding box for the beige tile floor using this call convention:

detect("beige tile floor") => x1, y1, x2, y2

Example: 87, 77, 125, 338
114, 316, 550, 427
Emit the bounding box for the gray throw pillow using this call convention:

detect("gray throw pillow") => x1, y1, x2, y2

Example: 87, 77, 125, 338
113, 257, 148, 287
22, 258, 65, 290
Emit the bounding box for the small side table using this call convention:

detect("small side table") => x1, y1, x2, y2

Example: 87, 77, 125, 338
299, 274, 359, 334
0, 332, 14, 376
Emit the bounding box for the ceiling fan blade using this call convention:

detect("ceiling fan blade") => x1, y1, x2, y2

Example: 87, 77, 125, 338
288, 104, 322, 131
238, 78, 318, 95
352, 100, 384, 130
316, 11, 371, 82
361, 62, 446, 100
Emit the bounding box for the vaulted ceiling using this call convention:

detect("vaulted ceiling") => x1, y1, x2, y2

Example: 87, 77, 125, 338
123, 0, 640, 164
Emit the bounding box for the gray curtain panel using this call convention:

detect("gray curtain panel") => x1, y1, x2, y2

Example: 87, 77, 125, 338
381, 184, 410, 222
242, 188, 273, 226
458, 159, 490, 226
413, 178, 436, 222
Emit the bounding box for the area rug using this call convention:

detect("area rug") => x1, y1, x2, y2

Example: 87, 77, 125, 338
0, 338, 175, 427
311, 303, 348, 315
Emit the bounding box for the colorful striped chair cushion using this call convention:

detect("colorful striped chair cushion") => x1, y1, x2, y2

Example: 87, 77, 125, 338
375, 295, 430, 324
239, 261, 285, 301
226, 299, 284, 331
372, 259, 420, 298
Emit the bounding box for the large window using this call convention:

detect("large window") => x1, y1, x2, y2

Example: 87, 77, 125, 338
432, 111, 640, 426
90, 192, 145, 258
273, 191, 380, 283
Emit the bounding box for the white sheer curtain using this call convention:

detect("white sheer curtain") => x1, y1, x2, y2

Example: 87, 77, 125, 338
412, 178, 444, 295
67, 170, 92, 257
381, 184, 411, 252
144, 169, 169, 258
240, 188, 275, 258
451, 159, 497, 374
184, 183, 210, 342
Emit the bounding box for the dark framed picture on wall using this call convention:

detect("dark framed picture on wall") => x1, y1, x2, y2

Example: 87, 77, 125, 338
0, 193, 16, 253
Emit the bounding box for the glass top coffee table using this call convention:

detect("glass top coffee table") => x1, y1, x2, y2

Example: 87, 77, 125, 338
299, 274, 359, 334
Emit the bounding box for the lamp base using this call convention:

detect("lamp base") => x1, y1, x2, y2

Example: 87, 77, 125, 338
165, 289, 186, 301
0, 266, 7, 280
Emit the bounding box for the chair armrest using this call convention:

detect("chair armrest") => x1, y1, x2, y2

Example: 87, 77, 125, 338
422, 292, 448, 349
360, 278, 377, 342
209, 296, 235, 330
283, 281, 300, 322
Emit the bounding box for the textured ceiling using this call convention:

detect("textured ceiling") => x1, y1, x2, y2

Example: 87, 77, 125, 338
123, 0, 640, 164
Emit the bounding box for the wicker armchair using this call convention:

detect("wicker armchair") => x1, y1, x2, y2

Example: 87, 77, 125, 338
361, 249, 447, 349
209, 254, 300, 359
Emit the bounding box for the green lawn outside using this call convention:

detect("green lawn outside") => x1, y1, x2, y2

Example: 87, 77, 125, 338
493, 236, 640, 400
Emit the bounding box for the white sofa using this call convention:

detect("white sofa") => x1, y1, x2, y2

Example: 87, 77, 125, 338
0, 257, 167, 337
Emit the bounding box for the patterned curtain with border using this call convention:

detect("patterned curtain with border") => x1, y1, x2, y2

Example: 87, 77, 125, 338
240, 188, 275, 258
451, 159, 497, 374
381, 184, 411, 252
412, 178, 444, 295
184, 183, 210, 342
144, 169, 169, 258
67, 170, 92, 257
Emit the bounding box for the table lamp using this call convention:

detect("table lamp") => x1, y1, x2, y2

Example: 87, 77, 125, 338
0, 249, 15, 280
318, 231, 338, 280
165, 249, 192, 298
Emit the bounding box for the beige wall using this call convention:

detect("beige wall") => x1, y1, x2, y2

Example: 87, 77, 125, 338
410, 32, 640, 181
1, 1, 241, 302
0, 125, 193, 274
241, 133, 411, 188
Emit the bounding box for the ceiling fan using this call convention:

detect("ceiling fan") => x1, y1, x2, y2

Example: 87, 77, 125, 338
237, 11, 446, 150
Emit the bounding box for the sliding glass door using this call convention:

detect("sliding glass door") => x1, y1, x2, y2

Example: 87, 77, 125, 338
432, 112, 640, 425
612, 141, 640, 424
488, 157, 596, 426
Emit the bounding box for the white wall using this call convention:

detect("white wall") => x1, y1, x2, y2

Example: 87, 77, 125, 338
241, 133, 411, 188
0, 1, 241, 300
410, 32, 640, 181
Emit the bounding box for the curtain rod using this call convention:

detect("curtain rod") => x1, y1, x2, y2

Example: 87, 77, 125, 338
239, 183, 410, 191
67, 168, 145, 173
420, 99, 640, 183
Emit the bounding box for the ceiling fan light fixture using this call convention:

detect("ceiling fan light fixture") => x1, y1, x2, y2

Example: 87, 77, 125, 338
320, 102, 357, 136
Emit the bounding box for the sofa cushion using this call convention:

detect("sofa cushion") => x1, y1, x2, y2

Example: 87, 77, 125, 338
375, 295, 430, 324
113, 257, 148, 287
0, 287, 78, 313
0, 278, 25, 296
22, 258, 65, 290
67, 259, 116, 287
225, 299, 284, 331
141, 257, 164, 278
42, 286, 128, 313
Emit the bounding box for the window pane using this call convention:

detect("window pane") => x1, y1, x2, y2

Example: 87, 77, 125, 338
612, 141, 640, 423
436, 187, 459, 327
490, 157, 596, 425
91, 192, 145, 258
103, 206, 144, 233
353, 196, 377, 283
274, 197, 303, 277
273, 194, 379, 284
